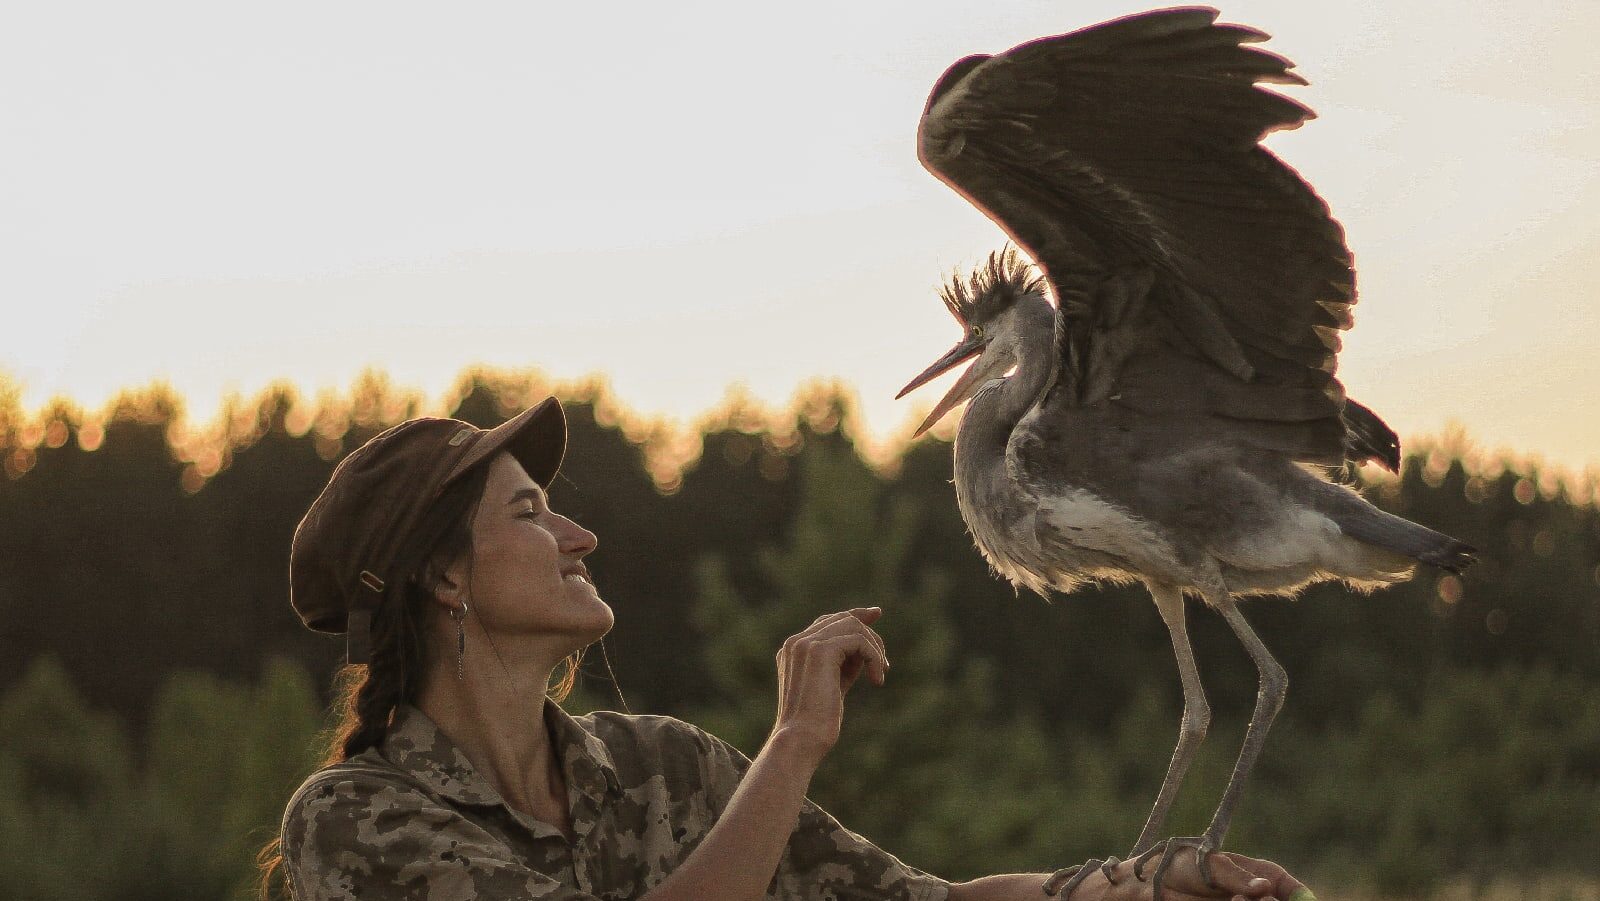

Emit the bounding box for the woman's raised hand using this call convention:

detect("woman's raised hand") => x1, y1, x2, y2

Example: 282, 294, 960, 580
770, 607, 890, 768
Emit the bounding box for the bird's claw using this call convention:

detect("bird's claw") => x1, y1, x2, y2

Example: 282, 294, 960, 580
1129, 836, 1217, 900
1042, 856, 1120, 898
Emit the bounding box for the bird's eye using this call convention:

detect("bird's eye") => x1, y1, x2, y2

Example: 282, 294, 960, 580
971, 325, 985, 339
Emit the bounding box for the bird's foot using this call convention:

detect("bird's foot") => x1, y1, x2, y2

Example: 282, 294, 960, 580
1042, 857, 1122, 897
1129, 835, 1217, 900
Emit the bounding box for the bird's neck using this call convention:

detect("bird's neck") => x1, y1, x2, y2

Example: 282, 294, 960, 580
953, 304, 1058, 557
953, 302, 1056, 473
989, 300, 1058, 433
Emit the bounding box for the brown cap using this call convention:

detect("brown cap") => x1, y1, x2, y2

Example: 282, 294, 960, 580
289, 396, 565, 664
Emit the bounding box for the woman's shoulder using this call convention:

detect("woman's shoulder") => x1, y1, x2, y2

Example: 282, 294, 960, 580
574, 710, 753, 786
281, 749, 436, 833
578, 710, 716, 748
277, 751, 558, 900
289, 747, 413, 791
576, 709, 744, 757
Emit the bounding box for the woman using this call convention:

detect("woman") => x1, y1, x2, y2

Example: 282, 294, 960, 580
261, 397, 1310, 901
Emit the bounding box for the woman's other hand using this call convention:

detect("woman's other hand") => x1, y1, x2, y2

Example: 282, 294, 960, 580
1099, 852, 1309, 901
768, 607, 890, 768
952, 853, 1310, 901
1197, 853, 1310, 901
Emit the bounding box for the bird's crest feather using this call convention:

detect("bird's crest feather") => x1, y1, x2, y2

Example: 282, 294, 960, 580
941, 247, 1046, 327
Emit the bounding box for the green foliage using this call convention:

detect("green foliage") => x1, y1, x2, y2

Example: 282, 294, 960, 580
0, 655, 135, 899
1231, 666, 1600, 890
0, 656, 323, 900
131, 659, 324, 900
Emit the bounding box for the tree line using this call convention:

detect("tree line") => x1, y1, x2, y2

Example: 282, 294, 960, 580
1, 367, 1595, 898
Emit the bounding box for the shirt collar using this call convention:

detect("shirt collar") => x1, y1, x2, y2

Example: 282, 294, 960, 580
546, 700, 624, 800
381, 700, 622, 809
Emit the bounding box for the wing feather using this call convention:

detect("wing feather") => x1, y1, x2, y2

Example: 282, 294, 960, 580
919, 6, 1359, 464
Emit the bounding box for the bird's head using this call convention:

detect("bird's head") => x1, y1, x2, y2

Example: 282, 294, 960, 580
896, 248, 1047, 437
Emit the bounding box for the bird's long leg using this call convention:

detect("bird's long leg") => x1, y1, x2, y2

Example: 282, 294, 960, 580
1201, 593, 1288, 847
1132, 590, 1287, 895
1046, 585, 1211, 898
1129, 583, 1211, 856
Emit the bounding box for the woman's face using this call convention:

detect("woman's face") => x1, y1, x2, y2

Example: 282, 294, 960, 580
450, 451, 612, 652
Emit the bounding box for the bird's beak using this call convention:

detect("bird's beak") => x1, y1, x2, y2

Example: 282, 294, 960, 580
896, 334, 990, 438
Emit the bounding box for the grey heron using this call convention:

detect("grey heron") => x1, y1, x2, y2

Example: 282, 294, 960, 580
895, 7, 1476, 898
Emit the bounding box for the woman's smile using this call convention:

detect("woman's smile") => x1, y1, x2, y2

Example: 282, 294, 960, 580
560, 562, 593, 587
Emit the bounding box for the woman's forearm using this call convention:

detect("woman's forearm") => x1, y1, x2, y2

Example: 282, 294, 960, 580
645, 607, 887, 901
644, 728, 819, 901
948, 873, 1065, 901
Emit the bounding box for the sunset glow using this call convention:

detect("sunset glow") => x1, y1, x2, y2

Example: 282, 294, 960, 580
3, 0, 1596, 473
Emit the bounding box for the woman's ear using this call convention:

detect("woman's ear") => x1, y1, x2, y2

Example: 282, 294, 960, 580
419, 549, 468, 611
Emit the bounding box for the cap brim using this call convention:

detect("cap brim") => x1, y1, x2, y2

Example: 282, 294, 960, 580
444, 396, 566, 488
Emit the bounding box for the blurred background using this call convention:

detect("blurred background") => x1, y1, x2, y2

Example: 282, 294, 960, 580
2, 0, 1596, 898
1, 374, 1595, 899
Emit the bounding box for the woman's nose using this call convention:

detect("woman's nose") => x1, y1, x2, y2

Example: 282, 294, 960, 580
558, 516, 598, 556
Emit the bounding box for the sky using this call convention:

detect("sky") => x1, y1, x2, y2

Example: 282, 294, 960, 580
3, 0, 1597, 474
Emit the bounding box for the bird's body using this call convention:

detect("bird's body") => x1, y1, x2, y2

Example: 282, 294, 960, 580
894, 7, 1476, 896
934, 253, 1461, 606
957, 345, 1423, 602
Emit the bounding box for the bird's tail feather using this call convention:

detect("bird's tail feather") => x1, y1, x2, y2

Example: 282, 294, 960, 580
1308, 482, 1477, 573
1334, 509, 1477, 573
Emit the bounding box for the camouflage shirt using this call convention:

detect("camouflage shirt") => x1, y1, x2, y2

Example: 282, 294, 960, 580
280, 701, 951, 901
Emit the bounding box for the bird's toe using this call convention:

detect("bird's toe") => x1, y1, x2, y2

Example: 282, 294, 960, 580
1043, 859, 1106, 898
1131, 836, 1219, 899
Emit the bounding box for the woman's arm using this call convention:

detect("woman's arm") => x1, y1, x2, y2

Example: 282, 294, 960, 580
644, 607, 891, 901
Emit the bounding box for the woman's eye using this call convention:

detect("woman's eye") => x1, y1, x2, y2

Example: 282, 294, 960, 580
517, 508, 540, 520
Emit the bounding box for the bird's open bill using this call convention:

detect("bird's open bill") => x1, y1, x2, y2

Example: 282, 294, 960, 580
896, 335, 988, 438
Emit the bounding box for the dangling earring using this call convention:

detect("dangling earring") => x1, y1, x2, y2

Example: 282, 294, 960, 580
451, 600, 470, 680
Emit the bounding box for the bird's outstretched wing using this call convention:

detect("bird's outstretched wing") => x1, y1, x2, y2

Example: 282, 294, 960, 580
921, 7, 1361, 467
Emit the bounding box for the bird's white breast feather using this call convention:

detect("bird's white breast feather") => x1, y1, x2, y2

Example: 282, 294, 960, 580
1036, 489, 1184, 580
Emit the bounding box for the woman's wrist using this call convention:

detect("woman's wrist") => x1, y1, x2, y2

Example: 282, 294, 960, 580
761, 725, 829, 780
